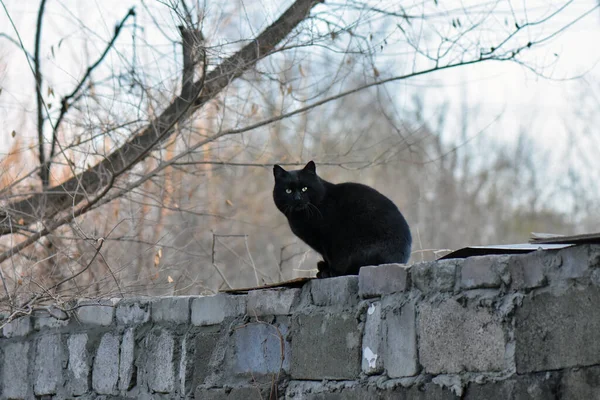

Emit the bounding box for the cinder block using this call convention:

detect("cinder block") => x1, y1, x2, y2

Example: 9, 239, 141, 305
247, 289, 300, 316
67, 333, 89, 396
418, 298, 507, 374
92, 332, 120, 394
508, 251, 547, 289
234, 322, 290, 375
152, 296, 190, 324
141, 328, 175, 393
310, 275, 359, 307
515, 286, 600, 373
359, 264, 410, 298
362, 302, 383, 374
118, 328, 135, 391
191, 294, 246, 326
554, 245, 593, 280
1, 342, 30, 399
192, 331, 221, 387
33, 334, 63, 395
561, 366, 600, 399
460, 255, 509, 289
2, 316, 32, 337
412, 260, 458, 293
116, 299, 150, 325
464, 373, 560, 400
76, 299, 118, 326
291, 313, 361, 380
383, 300, 418, 378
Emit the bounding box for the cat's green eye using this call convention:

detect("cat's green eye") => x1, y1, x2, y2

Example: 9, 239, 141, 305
286, 188, 292, 194
301, 187, 308, 192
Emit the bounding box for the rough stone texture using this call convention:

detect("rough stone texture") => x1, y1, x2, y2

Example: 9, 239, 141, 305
412, 260, 457, 293
77, 299, 118, 326
247, 289, 300, 316
561, 366, 600, 399
460, 255, 509, 289
359, 263, 410, 298
92, 332, 120, 394
515, 285, 600, 373
191, 294, 246, 326
508, 251, 547, 290
362, 302, 383, 374
193, 331, 221, 387
4, 245, 600, 399
418, 298, 507, 374
310, 275, 359, 307
33, 334, 63, 395
152, 296, 191, 324
383, 300, 418, 378
116, 298, 150, 325
67, 333, 89, 396
464, 372, 560, 400
1, 342, 29, 399
118, 328, 135, 391
234, 321, 290, 375
291, 313, 361, 380
2, 315, 32, 337
142, 328, 175, 393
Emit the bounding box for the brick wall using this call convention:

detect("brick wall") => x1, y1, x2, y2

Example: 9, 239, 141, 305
1, 244, 600, 399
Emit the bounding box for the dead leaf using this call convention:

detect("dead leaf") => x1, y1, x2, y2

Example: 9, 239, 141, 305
18, 218, 24, 225
47, 86, 54, 97
373, 67, 380, 78
299, 64, 305, 77
167, 276, 174, 283
226, 199, 233, 207
11, 130, 16, 138
287, 85, 292, 95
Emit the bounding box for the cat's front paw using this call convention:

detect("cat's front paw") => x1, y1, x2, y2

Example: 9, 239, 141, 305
317, 260, 332, 279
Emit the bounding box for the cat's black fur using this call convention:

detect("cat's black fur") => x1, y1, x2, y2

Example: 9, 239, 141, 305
273, 161, 411, 278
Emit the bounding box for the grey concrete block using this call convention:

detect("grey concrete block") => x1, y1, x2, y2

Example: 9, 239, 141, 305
34, 315, 69, 330
192, 331, 221, 387
310, 275, 359, 307
67, 333, 89, 396
194, 387, 228, 399
2, 316, 32, 337
515, 286, 600, 373
118, 328, 135, 391
412, 260, 457, 293
142, 328, 175, 393
1, 342, 30, 399
152, 296, 190, 324
359, 263, 410, 298
418, 298, 507, 374
508, 251, 547, 289
561, 366, 600, 399
465, 373, 560, 400
362, 302, 383, 374
116, 299, 150, 325
383, 300, 418, 378
247, 289, 300, 316
33, 334, 63, 395
460, 255, 509, 289
554, 245, 593, 280
191, 294, 246, 326
291, 313, 361, 380
234, 322, 290, 374
92, 332, 120, 394
76, 299, 118, 326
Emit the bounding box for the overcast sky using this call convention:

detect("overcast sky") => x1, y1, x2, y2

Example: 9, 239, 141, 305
1, 0, 599, 175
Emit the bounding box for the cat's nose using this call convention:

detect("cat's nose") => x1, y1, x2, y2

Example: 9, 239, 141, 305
293, 193, 302, 201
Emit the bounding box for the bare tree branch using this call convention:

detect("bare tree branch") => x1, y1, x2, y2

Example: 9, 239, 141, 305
34, 0, 48, 187
0, 0, 321, 236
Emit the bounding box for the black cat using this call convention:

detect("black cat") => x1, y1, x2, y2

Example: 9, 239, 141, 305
273, 161, 411, 278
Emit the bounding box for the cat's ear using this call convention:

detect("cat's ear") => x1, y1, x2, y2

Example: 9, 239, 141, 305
303, 161, 316, 174
273, 165, 287, 179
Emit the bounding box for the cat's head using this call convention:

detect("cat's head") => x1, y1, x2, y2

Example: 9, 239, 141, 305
272, 161, 326, 215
